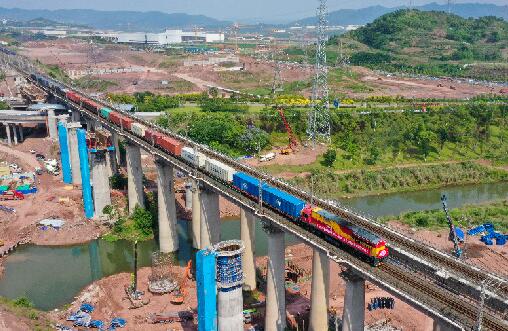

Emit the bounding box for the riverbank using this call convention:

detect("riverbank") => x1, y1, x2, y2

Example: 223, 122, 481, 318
0, 296, 52, 331
288, 161, 508, 199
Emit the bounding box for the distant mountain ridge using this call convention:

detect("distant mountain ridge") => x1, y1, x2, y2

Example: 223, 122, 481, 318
0, 7, 230, 31
291, 2, 508, 26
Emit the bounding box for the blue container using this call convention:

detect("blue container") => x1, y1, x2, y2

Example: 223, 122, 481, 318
196, 249, 217, 331
467, 225, 485, 236
262, 185, 306, 219
233, 172, 264, 198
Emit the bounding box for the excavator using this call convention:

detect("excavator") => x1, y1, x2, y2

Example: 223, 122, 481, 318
277, 107, 298, 155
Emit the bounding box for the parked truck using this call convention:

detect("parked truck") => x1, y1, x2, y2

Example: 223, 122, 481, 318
0, 190, 24, 201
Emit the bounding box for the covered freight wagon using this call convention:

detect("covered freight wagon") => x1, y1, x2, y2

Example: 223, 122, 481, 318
131, 123, 147, 138
109, 112, 123, 127
156, 135, 182, 156
182, 147, 206, 168
120, 116, 133, 130
233, 172, 264, 199
262, 185, 305, 219
205, 159, 236, 182
83, 99, 100, 113
100, 107, 112, 119
145, 129, 163, 145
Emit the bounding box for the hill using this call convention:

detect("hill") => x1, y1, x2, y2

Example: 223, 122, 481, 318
339, 10, 508, 80
291, 2, 508, 26
0, 7, 229, 31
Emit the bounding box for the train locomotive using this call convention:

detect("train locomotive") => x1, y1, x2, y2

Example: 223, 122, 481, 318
32, 70, 389, 267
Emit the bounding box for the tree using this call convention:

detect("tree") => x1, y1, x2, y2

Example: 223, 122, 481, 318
322, 149, 337, 167
131, 206, 153, 236
365, 145, 381, 165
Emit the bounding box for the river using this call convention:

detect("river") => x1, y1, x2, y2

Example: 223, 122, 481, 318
0, 181, 505, 310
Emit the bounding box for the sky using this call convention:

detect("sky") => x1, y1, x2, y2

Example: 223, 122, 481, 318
0, 0, 506, 22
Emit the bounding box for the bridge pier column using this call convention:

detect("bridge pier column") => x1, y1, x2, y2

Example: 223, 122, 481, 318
71, 109, 80, 122
185, 181, 192, 210
241, 208, 256, 291
47, 109, 58, 140
18, 125, 23, 142
433, 319, 461, 331
68, 125, 82, 185
265, 225, 286, 331
91, 151, 111, 219
309, 249, 330, 331
5, 124, 11, 146
126, 143, 144, 213
12, 124, 18, 145
199, 186, 220, 248
156, 159, 179, 253
191, 179, 201, 249
341, 269, 365, 331
111, 131, 121, 166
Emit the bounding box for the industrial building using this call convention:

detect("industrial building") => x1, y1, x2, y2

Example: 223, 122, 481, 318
114, 29, 224, 45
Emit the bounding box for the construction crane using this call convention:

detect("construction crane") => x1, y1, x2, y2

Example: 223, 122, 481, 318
441, 194, 463, 258
277, 107, 298, 154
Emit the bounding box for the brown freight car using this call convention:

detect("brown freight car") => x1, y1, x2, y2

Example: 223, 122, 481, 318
156, 135, 183, 156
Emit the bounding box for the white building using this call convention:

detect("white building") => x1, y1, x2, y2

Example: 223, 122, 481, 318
114, 29, 224, 45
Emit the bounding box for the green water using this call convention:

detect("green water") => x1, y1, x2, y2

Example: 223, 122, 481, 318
0, 181, 505, 310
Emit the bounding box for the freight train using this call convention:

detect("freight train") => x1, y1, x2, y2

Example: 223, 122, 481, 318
28, 71, 389, 266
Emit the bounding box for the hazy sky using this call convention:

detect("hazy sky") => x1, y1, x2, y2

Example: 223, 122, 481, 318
1, 0, 506, 21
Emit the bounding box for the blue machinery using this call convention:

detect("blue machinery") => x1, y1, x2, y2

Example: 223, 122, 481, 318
77, 128, 94, 219
57, 121, 72, 184
197, 249, 218, 331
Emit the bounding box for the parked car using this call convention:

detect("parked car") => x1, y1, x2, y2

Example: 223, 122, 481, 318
0, 190, 24, 201
35, 154, 45, 161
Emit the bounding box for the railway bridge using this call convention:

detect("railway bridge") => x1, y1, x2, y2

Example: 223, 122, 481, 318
2, 52, 508, 331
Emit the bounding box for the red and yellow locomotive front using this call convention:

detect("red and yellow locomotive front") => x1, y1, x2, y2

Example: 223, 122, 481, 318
301, 205, 388, 263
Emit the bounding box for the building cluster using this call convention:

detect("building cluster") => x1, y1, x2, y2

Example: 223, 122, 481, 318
113, 30, 224, 45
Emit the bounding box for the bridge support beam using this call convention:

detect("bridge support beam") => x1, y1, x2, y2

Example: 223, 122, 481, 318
47, 109, 58, 140
68, 126, 82, 185
126, 143, 144, 213
265, 226, 286, 331
91, 151, 111, 219
5, 124, 11, 146
199, 186, 220, 248
309, 249, 330, 331
341, 270, 365, 331
156, 159, 179, 253
433, 320, 461, 331
191, 180, 201, 249
241, 208, 256, 291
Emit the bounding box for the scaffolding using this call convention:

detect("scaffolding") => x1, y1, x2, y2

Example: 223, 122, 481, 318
148, 251, 178, 294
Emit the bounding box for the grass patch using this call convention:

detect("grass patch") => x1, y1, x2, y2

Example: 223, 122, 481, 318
73, 75, 118, 92
387, 200, 508, 232
289, 162, 508, 198
0, 296, 51, 330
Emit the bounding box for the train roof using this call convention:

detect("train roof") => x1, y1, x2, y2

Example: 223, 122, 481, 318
315, 208, 382, 244
234, 172, 261, 186
263, 185, 305, 206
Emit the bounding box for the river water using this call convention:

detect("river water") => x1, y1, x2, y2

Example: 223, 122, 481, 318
0, 182, 506, 310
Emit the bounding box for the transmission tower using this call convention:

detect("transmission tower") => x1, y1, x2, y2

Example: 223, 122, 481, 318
271, 40, 284, 96
307, 0, 331, 146
447, 0, 453, 14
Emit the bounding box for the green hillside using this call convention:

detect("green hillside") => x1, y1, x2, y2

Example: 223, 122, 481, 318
338, 10, 508, 80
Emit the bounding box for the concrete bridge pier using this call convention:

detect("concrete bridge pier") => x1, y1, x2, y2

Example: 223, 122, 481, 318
341, 269, 365, 331
18, 124, 23, 142
309, 249, 330, 331
264, 225, 286, 331
105, 150, 117, 177
4, 123, 12, 146
67, 124, 82, 185
241, 208, 256, 291
156, 159, 179, 253
12, 124, 18, 145
126, 143, 144, 213
199, 185, 220, 248
71, 109, 80, 122
47, 109, 58, 140
191, 179, 201, 249
185, 181, 192, 210
90, 151, 111, 218
111, 131, 121, 166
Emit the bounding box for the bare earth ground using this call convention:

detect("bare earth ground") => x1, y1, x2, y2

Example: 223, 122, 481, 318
388, 222, 508, 277
53, 243, 434, 331
18, 38, 500, 99
0, 135, 107, 252
0, 308, 34, 331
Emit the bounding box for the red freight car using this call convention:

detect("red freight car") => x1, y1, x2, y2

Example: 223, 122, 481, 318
83, 99, 100, 113
121, 117, 133, 131
109, 111, 123, 127
145, 129, 163, 145
66, 91, 83, 104
156, 135, 182, 156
